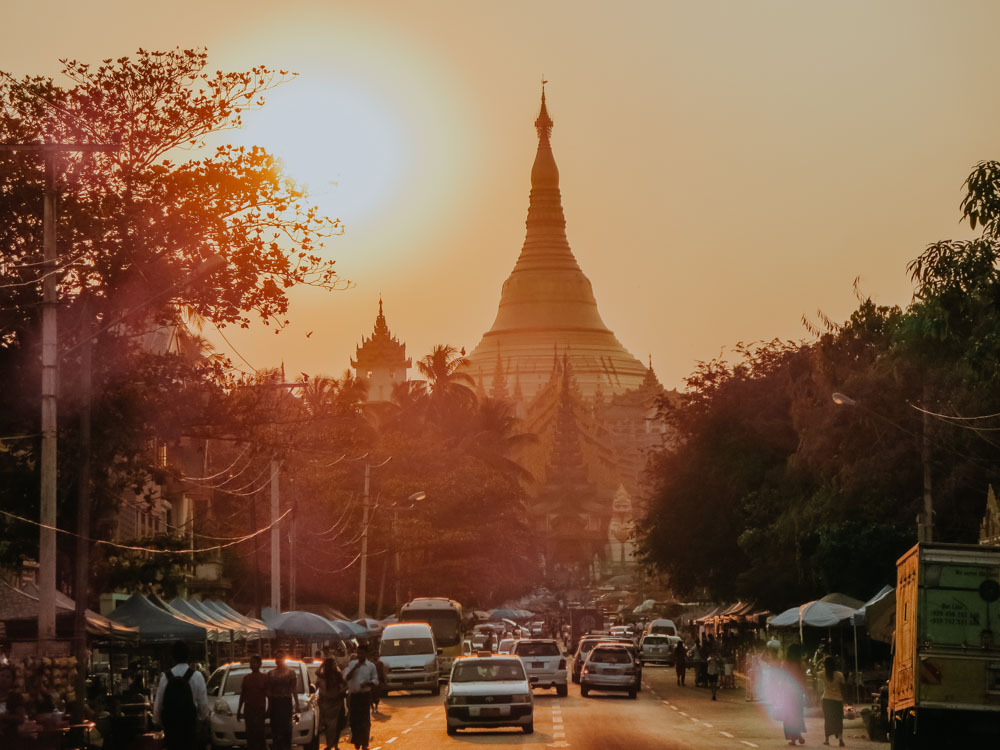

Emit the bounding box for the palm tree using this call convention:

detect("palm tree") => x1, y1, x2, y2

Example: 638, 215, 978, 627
414, 344, 476, 426
463, 397, 537, 482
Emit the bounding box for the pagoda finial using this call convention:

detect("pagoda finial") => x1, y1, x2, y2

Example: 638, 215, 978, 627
379, 294, 383, 318
535, 78, 553, 142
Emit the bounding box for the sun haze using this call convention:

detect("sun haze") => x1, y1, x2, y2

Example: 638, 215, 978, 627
2, 0, 995, 388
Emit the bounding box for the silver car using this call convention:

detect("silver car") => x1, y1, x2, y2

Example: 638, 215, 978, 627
206, 659, 318, 749
580, 643, 640, 699
639, 634, 677, 665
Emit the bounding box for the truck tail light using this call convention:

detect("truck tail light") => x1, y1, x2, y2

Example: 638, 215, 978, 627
558, 659, 566, 670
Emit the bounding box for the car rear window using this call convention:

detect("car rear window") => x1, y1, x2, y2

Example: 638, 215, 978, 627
643, 636, 668, 645
451, 661, 525, 683
515, 642, 559, 657
223, 667, 304, 695
591, 649, 631, 664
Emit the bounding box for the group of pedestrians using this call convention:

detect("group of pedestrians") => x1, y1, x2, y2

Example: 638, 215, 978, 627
763, 641, 848, 747
152, 639, 385, 750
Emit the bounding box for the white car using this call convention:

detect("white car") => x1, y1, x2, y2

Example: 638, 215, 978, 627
497, 638, 516, 654
206, 659, 318, 749
639, 634, 679, 665
580, 643, 640, 699
511, 639, 568, 696
445, 655, 534, 735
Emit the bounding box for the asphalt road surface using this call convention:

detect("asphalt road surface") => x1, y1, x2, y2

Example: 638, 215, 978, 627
342, 663, 885, 750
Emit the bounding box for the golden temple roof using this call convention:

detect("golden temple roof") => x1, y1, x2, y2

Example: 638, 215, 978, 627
466, 87, 648, 400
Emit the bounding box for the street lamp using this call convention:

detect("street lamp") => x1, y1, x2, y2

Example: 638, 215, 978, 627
831, 391, 933, 542
393, 491, 426, 613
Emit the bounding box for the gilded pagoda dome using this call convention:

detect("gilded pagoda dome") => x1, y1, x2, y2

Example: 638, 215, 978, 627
465, 88, 647, 400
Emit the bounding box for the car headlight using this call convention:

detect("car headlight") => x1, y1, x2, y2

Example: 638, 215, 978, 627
214, 698, 232, 716
512, 693, 531, 702
426, 658, 438, 670
446, 695, 466, 705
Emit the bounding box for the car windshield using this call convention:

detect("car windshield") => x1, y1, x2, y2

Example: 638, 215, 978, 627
498, 640, 515, 653
381, 637, 434, 656
222, 667, 304, 695
403, 611, 460, 647
578, 640, 601, 655
591, 649, 631, 664
514, 642, 559, 657
451, 661, 525, 683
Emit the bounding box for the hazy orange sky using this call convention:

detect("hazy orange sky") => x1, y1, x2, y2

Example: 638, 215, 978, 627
4, 0, 997, 389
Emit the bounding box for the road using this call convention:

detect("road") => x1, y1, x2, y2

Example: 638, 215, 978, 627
345, 663, 885, 750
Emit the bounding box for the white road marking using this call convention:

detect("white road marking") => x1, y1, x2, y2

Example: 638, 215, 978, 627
546, 743, 570, 748
413, 720, 422, 727
740, 742, 759, 748
720, 731, 734, 738
554, 731, 566, 738
689, 716, 700, 722
679, 711, 689, 716
402, 728, 412, 734
701, 722, 713, 728
385, 738, 397, 745
553, 716, 563, 723
670, 705, 679, 710
424, 712, 433, 718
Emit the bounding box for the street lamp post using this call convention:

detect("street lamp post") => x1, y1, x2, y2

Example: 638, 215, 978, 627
393, 491, 426, 614
832, 391, 934, 542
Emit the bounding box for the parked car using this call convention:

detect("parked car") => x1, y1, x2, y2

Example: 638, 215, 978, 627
510, 639, 568, 697
445, 655, 534, 735
206, 659, 318, 750
580, 643, 640, 699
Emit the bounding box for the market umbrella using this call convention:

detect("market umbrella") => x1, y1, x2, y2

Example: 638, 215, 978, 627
207, 600, 275, 639
768, 599, 859, 643
856, 585, 895, 643
489, 607, 532, 620
268, 610, 342, 639
355, 618, 383, 636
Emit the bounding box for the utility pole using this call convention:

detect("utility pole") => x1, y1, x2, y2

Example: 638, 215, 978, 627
921, 403, 934, 543
358, 462, 370, 619
0, 141, 117, 647
270, 458, 281, 614
71, 304, 91, 723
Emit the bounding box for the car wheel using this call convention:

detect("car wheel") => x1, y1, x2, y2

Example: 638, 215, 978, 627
628, 688, 637, 699
580, 686, 589, 697
447, 724, 458, 736
305, 734, 319, 750
431, 683, 441, 696
522, 721, 534, 734
556, 683, 568, 698
571, 672, 580, 684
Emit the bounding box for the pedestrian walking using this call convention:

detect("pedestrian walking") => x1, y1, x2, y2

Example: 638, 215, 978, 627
237, 655, 269, 750
152, 641, 209, 750
674, 641, 687, 686
316, 657, 347, 750
777, 643, 807, 746
267, 651, 301, 750
343, 644, 379, 750
706, 653, 720, 700
821, 656, 846, 747
369, 653, 387, 714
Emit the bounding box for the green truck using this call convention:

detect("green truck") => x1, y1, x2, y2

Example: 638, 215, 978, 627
888, 543, 1000, 749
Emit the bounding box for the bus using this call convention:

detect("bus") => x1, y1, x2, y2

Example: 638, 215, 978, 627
399, 597, 465, 678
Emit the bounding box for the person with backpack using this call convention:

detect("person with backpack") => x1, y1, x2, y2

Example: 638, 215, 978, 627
152, 641, 209, 750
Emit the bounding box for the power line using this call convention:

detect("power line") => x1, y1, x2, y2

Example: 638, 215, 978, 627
0, 506, 291, 555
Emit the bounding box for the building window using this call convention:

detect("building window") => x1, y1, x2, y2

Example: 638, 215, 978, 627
367, 371, 373, 379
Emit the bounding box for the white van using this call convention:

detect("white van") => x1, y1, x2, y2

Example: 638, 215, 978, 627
646, 618, 678, 637
379, 622, 441, 695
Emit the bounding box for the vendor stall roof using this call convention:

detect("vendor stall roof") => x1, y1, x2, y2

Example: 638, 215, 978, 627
108, 593, 209, 643
0, 582, 137, 643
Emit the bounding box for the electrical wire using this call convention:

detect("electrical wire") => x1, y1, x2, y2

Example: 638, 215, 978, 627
210, 319, 260, 374
177, 442, 252, 482
0, 506, 291, 554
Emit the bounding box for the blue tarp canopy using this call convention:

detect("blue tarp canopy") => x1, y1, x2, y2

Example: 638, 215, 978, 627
108, 593, 208, 643
266, 610, 344, 640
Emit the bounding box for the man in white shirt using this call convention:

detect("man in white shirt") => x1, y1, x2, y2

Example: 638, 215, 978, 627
152, 641, 210, 749
342, 644, 379, 750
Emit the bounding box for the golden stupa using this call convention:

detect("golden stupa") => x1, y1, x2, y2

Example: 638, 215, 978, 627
465, 88, 648, 400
